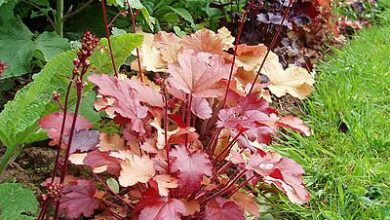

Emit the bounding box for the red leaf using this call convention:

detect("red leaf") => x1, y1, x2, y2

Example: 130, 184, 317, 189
39, 112, 92, 142
134, 189, 186, 220
277, 115, 311, 136
246, 151, 310, 204
217, 95, 283, 144
204, 197, 245, 220
167, 49, 232, 98
170, 146, 212, 197
59, 179, 100, 218
84, 150, 121, 176
88, 74, 149, 133
66, 130, 100, 154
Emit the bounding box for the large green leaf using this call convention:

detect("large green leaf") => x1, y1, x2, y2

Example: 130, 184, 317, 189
0, 18, 34, 79
35, 32, 71, 61
0, 2, 70, 79
0, 33, 143, 148
0, 183, 38, 220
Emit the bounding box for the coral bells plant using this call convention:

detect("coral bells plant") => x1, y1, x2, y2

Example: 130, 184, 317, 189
38, 26, 314, 219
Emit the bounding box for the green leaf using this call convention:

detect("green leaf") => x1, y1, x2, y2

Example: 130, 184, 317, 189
90, 33, 144, 74
79, 91, 101, 127
0, 183, 38, 219
0, 2, 69, 78
0, 18, 34, 79
111, 27, 127, 36
35, 32, 70, 61
167, 6, 194, 25
30, 0, 49, 6
106, 178, 120, 193
140, 7, 156, 31
0, 17, 70, 79
173, 26, 186, 37
0, 34, 143, 149
127, 0, 143, 9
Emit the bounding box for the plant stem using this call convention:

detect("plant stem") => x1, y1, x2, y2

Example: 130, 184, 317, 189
247, 1, 292, 95
64, 0, 96, 21
51, 79, 75, 182
212, 131, 242, 163
221, 9, 248, 107
93, 173, 135, 209
101, 0, 119, 77
0, 146, 17, 177
127, 0, 144, 82
56, 0, 64, 37
162, 85, 170, 172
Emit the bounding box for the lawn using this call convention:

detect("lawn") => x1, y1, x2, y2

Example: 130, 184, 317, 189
268, 18, 390, 220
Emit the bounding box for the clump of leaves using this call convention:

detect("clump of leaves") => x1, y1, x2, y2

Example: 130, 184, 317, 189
239, 0, 334, 69
333, 0, 382, 36
37, 25, 314, 219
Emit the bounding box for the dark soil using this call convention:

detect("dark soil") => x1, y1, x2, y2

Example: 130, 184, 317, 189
0, 146, 56, 192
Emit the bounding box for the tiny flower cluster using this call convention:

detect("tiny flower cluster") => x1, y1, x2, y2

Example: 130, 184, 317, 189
73, 31, 99, 75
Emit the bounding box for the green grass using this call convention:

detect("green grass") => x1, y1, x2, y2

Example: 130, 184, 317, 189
265, 21, 390, 219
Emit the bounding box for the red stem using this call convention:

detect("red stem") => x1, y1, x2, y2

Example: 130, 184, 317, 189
212, 131, 242, 163
127, 0, 144, 82
186, 94, 193, 127
207, 127, 223, 156
228, 175, 255, 197
162, 85, 170, 172
201, 169, 247, 204
221, 10, 248, 108
53, 65, 88, 218
101, 0, 119, 77
93, 173, 135, 209
247, 1, 292, 95
108, 11, 122, 28
50, 79, 74, 182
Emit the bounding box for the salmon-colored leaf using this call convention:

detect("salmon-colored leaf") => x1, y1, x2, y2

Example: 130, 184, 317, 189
277, 115, 311, 136
116, 151, 155, 187
167, 50, 232, 98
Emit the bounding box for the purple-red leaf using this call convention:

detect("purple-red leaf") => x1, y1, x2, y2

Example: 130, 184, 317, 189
134, 189, 186, 220
204, 197, 245, 220
170, 146, 212, 197
39, 112, 92, 142
59, 179, 100, 218
66, 130, 100, 154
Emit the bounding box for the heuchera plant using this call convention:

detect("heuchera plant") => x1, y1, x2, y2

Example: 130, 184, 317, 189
37, 8, 315, 220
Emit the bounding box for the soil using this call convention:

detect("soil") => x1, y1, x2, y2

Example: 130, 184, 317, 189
0, 146, 57, 193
